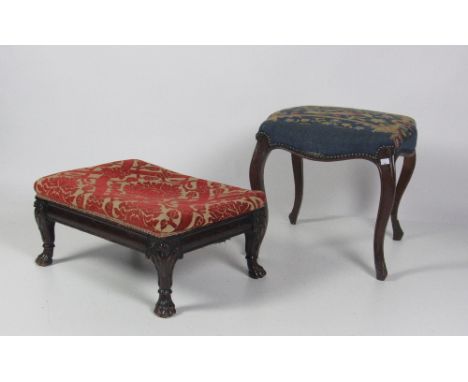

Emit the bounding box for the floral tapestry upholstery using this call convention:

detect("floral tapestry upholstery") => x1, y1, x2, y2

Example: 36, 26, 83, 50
34, 159, 266, 237
259, 106, 417, 159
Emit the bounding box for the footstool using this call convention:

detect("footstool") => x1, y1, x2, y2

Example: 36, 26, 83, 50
34, 159, 267, 318
249, 106, 417, 280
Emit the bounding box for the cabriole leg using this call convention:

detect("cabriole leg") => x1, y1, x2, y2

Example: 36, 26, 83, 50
249, 134, 272, 192
391, 152, 416, 240
373, 156, 396, 281
289, 153, 304, 225
34, 199, 55, 266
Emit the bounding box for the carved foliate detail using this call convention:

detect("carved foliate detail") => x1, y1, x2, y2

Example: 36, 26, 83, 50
34, 198, 55, 266
251, 208, 267, 235
146, 239, 169, 258
145, 238, 181, 261
145, 237, 181, 318
34, 198, 47, 213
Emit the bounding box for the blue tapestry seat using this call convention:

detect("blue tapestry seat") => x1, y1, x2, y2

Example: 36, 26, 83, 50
258, 106, 417, 159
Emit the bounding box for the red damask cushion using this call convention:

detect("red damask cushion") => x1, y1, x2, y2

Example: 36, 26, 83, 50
34, 159, 266, 237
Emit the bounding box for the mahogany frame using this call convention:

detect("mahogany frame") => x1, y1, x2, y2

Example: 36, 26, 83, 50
249, 133, 416, 281
34, 197, 267, 318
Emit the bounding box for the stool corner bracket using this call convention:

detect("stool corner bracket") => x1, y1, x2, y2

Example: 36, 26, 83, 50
145, 236, 182, 259
375, 146, 396, 162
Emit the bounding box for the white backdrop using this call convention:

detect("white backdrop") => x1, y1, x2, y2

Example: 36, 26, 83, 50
1, 46, 467, 334
1, 46, 467, 223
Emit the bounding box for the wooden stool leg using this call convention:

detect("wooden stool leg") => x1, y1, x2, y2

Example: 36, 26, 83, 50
289, 153, 304, 225
373, 157, 396, 281
146, 240, 180, 318
249, 134, 272, 192
391, 152, 416, 240
34, 199, 55, 266
245, 208, 267, 279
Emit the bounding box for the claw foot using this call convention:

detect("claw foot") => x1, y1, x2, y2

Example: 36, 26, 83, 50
35, 252, 53, 267
247, 259, 267, 279
154, 289, 176, 318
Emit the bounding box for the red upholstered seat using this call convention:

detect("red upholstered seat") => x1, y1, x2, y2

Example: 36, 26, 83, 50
34, 159, 266, 237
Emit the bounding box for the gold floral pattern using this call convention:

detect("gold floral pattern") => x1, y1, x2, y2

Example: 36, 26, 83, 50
34, 159, 266, 237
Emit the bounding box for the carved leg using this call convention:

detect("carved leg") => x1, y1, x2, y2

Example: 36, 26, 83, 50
289, 153, 304, 225
34, 199, 55, 266
373, 157, 396, 281
249, 134, 272, 192
146, 240, 180, 318
391, 152, 416, 240
245, 209, 267, 279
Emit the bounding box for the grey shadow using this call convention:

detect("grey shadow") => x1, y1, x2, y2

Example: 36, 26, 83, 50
308, 234, 376, 278
340, 248, 375, 278
174, 237, 337, 313
359, 217, 449, 241
53, 244, 153, 276
295, 215, 349, 224
50, 244, 155, 306
284, 213, 376, 278
389, 261, 468, 281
